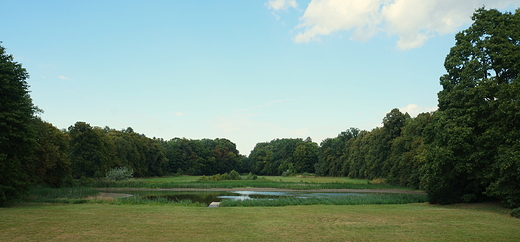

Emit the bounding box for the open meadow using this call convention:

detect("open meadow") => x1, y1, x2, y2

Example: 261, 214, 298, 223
1, 202, 519, 241
1, 176, 519, 241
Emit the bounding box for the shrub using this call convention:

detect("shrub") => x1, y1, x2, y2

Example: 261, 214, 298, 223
512, 208, 520, 218
282, 169, 291, 177
246, 172, 257, 180
371, 178, 387, 184
221, 173, 231, 180
229, 170, 241, 180
211, 174, 222, 181
106, 167, 134, 181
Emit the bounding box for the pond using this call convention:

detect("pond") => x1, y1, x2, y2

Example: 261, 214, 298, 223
105, 190, 366, 206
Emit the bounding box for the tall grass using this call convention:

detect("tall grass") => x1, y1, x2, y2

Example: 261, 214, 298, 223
26, 186, 100, 204
84, 178, 405, 190
220, 193, 429, 207
104, 195, 206, 207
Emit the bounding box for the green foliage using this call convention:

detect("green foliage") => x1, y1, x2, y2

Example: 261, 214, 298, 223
161, 137, 242, 176
27, 186, 99, 201
246, 172, 258, 180
281, 169, 291, 177
106, 167, 134, 181
68, 122, 119, 179
0, 44, 38, 206
423, 8, 520, 206
511, 208, 520, 218
212, 174, 222, 181
220, 193, 428, 207
229, 170, 241, 180
83, 176, 403, 190
33, 119, 71, 187
249, 138, 319, 175
109, 195, 205, 206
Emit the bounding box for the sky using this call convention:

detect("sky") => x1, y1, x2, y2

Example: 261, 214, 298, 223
2, 0, 518, 155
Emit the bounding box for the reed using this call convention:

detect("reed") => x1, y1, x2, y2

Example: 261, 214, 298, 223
83, 178, 406, 190
26, 186, 100, 204
219, 193, 428, 207
104, 195, 206, 206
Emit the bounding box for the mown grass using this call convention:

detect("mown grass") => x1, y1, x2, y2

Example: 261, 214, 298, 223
1, 202, 519, 241
220, 193, 428, 207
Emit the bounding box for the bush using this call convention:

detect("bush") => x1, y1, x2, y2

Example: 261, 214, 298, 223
282, 169, 291, 177
211, 174, 222, 181
221, 173, 231, 180
229, 170, 241, 180
106, 167, 134, 181
512, 208, 520, 218
246, 172, 257, 180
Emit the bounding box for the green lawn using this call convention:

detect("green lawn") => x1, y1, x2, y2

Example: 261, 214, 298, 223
1, 202, 519, 241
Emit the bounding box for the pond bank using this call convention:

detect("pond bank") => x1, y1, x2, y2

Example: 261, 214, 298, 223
98, 187, 425, 194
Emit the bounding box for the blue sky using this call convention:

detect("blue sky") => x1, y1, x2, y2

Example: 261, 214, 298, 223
2, 0, 518, 154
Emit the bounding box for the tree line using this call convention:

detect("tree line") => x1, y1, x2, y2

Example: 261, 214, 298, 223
45, 121, 244, 181
1, 8, 519, 208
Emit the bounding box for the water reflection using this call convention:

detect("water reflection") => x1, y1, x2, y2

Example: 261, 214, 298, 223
115, 190, 366, 206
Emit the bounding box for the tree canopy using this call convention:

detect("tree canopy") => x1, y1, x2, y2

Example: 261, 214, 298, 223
423, 8, 520, 206
0, 44, 38, 205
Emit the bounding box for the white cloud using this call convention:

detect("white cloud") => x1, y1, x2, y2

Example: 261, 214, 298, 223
173, 112, 184, 117
399, 104, 438, 117
292, 0, 518, 49
294, 0, 382, 43
267, 0, 298, 11
58, 75, 72, 81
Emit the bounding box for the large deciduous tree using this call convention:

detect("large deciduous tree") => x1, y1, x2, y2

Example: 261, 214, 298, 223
423, 8, 520, 206
0, 44, 38, 205
68, 122, 118, 178
33, 119, 71, 187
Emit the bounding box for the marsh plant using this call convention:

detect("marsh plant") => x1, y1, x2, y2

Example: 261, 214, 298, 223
199, 170, 243, 181
220, 193, 428, 207
26, 186, 99, 203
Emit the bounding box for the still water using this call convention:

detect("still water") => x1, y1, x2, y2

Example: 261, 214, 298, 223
110, 190, 366, 206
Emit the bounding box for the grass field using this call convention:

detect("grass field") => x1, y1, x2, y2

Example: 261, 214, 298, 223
5, 176, 518, 241
1, 202, 519, 241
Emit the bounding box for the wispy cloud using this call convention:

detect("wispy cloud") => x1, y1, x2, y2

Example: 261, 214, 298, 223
173, 112, 185, 117
290, 0, 517, 49
399, 104, 438, 117
58, 75, 72, 81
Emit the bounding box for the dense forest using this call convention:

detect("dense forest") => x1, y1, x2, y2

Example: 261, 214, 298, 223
1, 8, 519, 208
